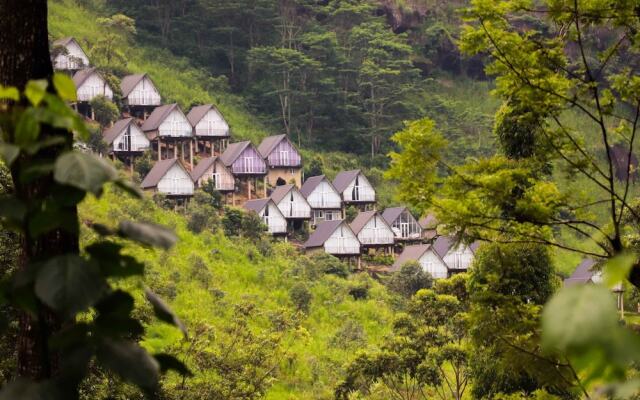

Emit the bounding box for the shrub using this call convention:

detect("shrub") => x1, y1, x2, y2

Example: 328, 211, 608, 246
330, 320, 367, 349
89, 95, 120, 126
85, 121, 108, 154
134, 150, 155, 180
222, 207, 244, 236
190, 255, 212, 288
289, 283, 312, 313
306, 253, 349, 279
344, 206, 358, 223
388, 261, 433, 298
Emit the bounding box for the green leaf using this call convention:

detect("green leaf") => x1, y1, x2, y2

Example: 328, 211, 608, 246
53, 151, 118, 196
0, 195, 26, 227
34, 255, 106, 317
96, 339, 160, 391
18, 161, 54, 183
15, 109, 41, 147
0, 85, 19, 101
118, 221, 177, 250
114, 179, 143, 199
603, 252, 636, 288
154, 353, 193, 377
28, 206, 78, 237
24, 80, 48, 106
23, 136, 66, 155
86, 242, 144, 277
145, 289, 187, 337
53, 73, 77, 101
0, 143, 20, 165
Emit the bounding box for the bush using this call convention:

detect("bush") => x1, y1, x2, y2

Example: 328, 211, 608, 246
330, 320, 367, 349
388, 261, 433, 298
345, 206, 358, 223
289, 283, 312, 313
134, 150, 155, 180
85, 121, 108, 154
222, 207, 244, 236
307, 253, 350, 279
222, 207, 266, 239
201, 180, 224, 210
89, 95, 120, 126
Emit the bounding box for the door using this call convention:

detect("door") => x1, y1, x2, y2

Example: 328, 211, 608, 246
243, 156, 254, 173
280, 149, 289, 165
400, 222, 409, 238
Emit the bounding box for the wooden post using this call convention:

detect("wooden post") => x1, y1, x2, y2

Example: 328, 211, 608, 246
247, 178, 252, 200
158, 138, 162, 161
189, 140, 193, 169
211, 139, 214, 156
130, 154, 133, 174
263, 175, 267, 197
173, 140, 178, 159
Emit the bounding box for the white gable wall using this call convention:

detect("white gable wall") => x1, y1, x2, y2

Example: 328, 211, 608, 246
324, 224, 360, 255
307, 181, 342, 209
157, 164, 194, 195
77, 73, 113, 102
443, 244, 475, 271
112, 124, 150, 152
419, 251, 449, 279
158, 109, 192, 137
358, 215, 394, 245
54, 41, 89, 70
197, 161, 235, 191
195, 109, 229, 136
342, 173, 375, 202
127, 77, 161, 106
275, 189, 311, 219
257, 203, 287, 234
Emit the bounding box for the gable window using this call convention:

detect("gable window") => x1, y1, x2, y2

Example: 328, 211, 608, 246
243, 155, 254, 173
280, 148, 289, 165
352, 176, 360, 201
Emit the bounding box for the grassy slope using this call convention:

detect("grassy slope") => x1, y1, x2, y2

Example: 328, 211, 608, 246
81, 188, 394, 398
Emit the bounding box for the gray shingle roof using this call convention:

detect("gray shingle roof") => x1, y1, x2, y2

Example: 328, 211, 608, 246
219, 141, 251, 166
53, 37, 75, 47
120, 73, 149, 97
350, 211, 377, 235
243, 198, 271, 214
564, 259, 599, 286
332, 170, 361, 193
257, 134, 287, 158
103, 118, 135, 145
304, 219, 347, 249
419, 214, 438, 229
270, 184, 295, 204
300, 175, 333, 198
391, 244, 431, 271
141, 104, 179, 132
141, 158, 182, 188
190, 156, 218, 181
381, 207, 406, 225
72, 67, 100, 88
433, 236, 455, 258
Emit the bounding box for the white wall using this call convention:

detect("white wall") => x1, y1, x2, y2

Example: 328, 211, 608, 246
324, 224, 360, 255
158, 109, 192, 137
312, 209, 342, 225
112, 123, 150, 152
307, 180, 342, 209
77, 73, 113, 101
197, 161, 235, 191
54, 41, 89, 70
442, 244, 475, 270
157, 164, 194, 195
258, 203, 287, 234
358, 215, 394, 245
275, 188, 311, 219
195, 109, 229, 136
127, 77, 161, 106
419, 251, 449, 279
342, 173, 375, 202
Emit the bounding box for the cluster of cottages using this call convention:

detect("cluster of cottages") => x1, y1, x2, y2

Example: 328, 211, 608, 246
54, 36, 478, 279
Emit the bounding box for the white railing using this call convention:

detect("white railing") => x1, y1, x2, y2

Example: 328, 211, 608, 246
312, 197, 342, 209
265, 218, 287, 233
195, 127, 228, 136
345, 187, 375, 202
326, 239, 359, 254
359, 235, 394, 245
128, 95, 161, 106
284, 206, 310, 218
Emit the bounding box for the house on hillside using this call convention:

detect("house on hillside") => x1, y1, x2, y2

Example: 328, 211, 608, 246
382, 207, 422, 243
304, 220, 360, 261
392, 236, 479, 278
565, 259, 625, 311
141, 158, 194, 197
332, 170, 376, 211
141, 104, 193, 165
350, 211, 394, 253
190, 157, 235, 196
300, 175, 343, 226
257, 135, 303, 188
220, 141, 267, 202
269, 184, 311, 230
102, 118, 150, 167
73, 68, 113, 102
52, 37, 89, 72
419, 213, 438, 241
243, 198, 287, 236
120, 73, 161, 116
187, 104, 230, 157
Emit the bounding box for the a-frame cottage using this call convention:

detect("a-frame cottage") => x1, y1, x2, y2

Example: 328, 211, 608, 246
300, 175, 343, 226
141, 104, 194, 165
392, 236, 479, 278
141, 158, 194, 198
73, 68, 113, 102
332, 170, 376, 211
350, 211, 394, 254
220, 141, 267, 203
187, 104, 230, 157
304, 220, 360, 261
243, 198, 287, 236
418, 213, 438, 241
269, 184, 311, 230
382, 207, 423, 243
257, 134, 303, 188
102, 118, 150, 167
564, 259, 600, 286
52, 37, 89, 72
190, 156, 235, 198
120, 73, 161, 117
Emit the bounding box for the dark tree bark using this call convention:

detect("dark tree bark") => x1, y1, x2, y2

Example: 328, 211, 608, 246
0, 0, 79, 380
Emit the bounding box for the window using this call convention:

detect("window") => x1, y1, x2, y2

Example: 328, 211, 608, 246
280, 149, 289, 165
352, 176, 360, 201
243, 156, 254, 173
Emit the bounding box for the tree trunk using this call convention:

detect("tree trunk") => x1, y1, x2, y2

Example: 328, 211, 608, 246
0, 0, 78, 380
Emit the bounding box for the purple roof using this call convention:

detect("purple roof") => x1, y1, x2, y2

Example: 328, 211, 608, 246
304, 220, 349, 249
257, 134, 288, 158
332, 170, 361, 193
300, 175, 336, 198
190, 156, 219, 181
186, 104, 227, 129
564, 259, 599, 286
141, 104, 179, 132
120, 73, 151, 97
103, 118, 135, 145
381, 207, 407, 225
432, 236, 455, 258
270, 184, 295, 203
391, 244, 431, 271
73, 67, 101, 88
419, 213, 438, 229
141, 158, 185, 188
350, 211, 392, 235
219, 141, 251, 167
243, 198, 271, 214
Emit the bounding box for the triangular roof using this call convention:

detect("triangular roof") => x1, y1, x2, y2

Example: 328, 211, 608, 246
186, 104, 228, 129
190, 156, 221, 181
243, 198, 272, 214
564, 259, 599, 286
270, 184, 297, 204
419, 213, 438, 229
53, 36, 75, 47
73, 67, 102, 88
219, 141, 251, 166
304, 219, 352, 249
332, 169, 362, 193
392, 244, 432, 271
141, 158, 188, 188
141, 104, 179, 132
103, 118, 136, 145
121, 73, 157, 97
381, 206, 409, 225
350, 210, 392, 235
300, 175, 336, 198
257, 134, 288, 158
432, 236, 455, 258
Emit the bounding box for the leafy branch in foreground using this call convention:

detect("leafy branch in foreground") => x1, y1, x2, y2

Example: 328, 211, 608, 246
0, 76, 190, 398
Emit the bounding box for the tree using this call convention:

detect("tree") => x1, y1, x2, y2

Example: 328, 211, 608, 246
387, 261, 433, 298
289, 283, 312, 313
91, 13, 136, 73
90, 95, 120, 127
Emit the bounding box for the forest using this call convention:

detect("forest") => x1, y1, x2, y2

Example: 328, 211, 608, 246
2, 0, 640, 399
